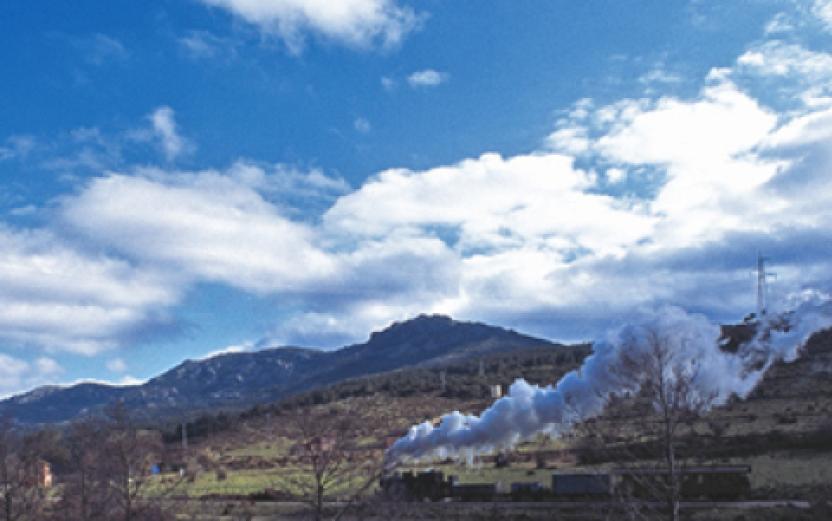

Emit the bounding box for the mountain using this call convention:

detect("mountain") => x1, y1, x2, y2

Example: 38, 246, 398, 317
0, 315, 558, 425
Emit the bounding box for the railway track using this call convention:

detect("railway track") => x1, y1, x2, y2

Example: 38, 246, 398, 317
160, 496, 817, 520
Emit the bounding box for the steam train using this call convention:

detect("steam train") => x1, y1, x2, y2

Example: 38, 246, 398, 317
380, 465, 751, 502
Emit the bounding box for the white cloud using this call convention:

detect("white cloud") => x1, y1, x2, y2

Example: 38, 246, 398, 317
106, 357, 128, 373
638, 67, 683, 86
149, 106, 192, 162
764, 12, 796, 35
74, 33, 128, 66
591, 80, 786, 247
380, 76, 396, 91
546, 126, 590, 155
0, 354, 35, 397
10, 107, 198, 176
282, 39, 832, 343
61, 167, 337, 294
0, 226, 180, 355
53, 375, 147, 388
116, 375, 146, 386
0, 354, 65, 398
227, 160, 350, 197
272, 234, 461, 345
737, 41, 832, 81
199, 342, 252, 360
354, 117, 371, 133
35, 357, 63, 375
0, 354, 29, 377
597, 81, 776, 166
199, 0, 422, 53
28, 126, 125, 176
764, 105, 832, 148
326, 153, 655, 259
11, 17, 832, 354
0, 135, 36, 161
407, 69, 448, 88
605, 167, 626, 184
56, 161, 460, 347
813, 0, 832, 30
178, 31, 237, 60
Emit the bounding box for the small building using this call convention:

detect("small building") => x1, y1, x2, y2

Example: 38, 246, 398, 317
490, 384, 503, 398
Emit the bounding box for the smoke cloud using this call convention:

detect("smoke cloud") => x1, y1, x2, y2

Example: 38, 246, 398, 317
386, 293, 832, 464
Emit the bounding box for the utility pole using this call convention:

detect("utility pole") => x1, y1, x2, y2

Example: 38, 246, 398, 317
756, 253, 776, 317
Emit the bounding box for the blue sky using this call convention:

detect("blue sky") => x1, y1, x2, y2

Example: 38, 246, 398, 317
2, 0, 832, 395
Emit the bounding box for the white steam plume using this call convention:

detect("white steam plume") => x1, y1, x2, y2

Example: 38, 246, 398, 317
386, 294, 832, 465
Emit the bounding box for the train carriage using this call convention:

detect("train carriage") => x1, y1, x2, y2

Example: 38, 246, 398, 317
381, 464, 751, 502
450, 482, 498, 502
612, 465, 751, 501
551, 473, 613, 498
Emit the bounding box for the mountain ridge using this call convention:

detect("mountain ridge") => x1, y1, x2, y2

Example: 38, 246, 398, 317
0, 314, 559, 425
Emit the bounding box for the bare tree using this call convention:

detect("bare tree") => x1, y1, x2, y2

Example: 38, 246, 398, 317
0, 416, 47, 521
99, 402, 166, 521
270, 407, 381, 521
57, 417, 111, 521
621, 326, 715, 521
568, 325, 717, 521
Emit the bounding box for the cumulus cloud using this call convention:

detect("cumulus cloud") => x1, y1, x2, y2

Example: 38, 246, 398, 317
10, 12, 832, 360
50, 56, 832, 347
326, 153, 653, 256
302, 38, 832, 341
546, 127, 589, 155
596, 81, 783, 248
407, 69, 448, 88
596, 81, 776, 166
199, 0, 422, 53
0, 226, 181, 355
764, 105, 832, 148
314, 153, 657, 341
57, 162, 461, 347
60, 168, 337, 294
738, 41, 832, 77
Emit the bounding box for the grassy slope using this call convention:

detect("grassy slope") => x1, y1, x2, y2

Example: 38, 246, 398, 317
153, 332, 832, 499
